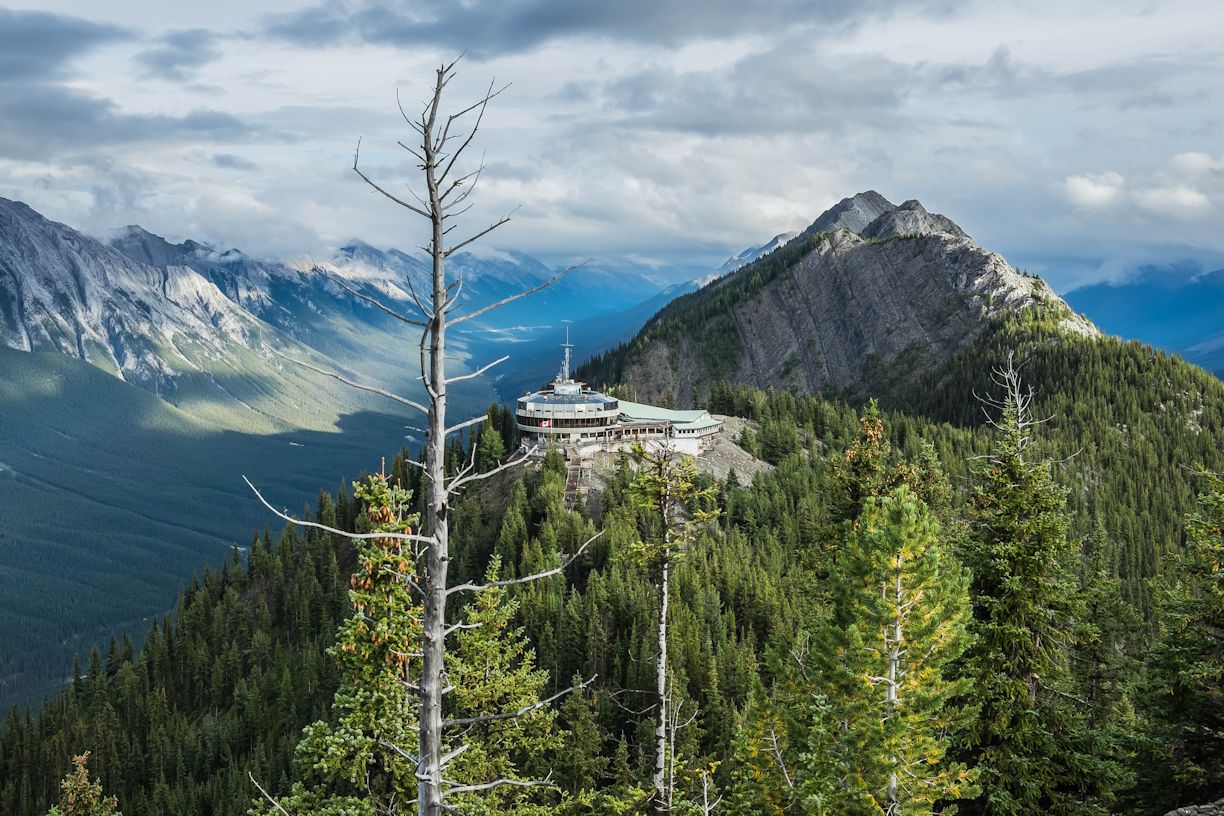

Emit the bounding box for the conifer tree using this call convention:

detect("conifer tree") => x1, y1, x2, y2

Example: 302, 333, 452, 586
251, 473, 421, 815
1143, 470, 1224, 803
803, 487, 976, 815
443, 558, 564, 816
958, 357, 1118, 816
47, 753, 121, 816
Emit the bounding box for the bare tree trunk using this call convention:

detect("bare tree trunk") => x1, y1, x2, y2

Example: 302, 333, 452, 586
248, 56, 599, 816
418, 150, 449, 816
653, 484, 672, 815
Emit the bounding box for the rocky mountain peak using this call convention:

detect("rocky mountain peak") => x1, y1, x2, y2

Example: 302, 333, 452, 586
586, 190, 1098, 406
862, 199, 969, 241
801, 190, 897, 237
110, 225, 195, 268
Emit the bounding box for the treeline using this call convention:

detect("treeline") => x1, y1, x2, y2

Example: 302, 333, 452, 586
5, 332, 1224, 814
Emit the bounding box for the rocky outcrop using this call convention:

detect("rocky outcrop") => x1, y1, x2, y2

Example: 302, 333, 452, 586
800, 190, 897, 236
861, 199, 968, 240
606, 192, 1098, 406
1164, 799, 1224, 816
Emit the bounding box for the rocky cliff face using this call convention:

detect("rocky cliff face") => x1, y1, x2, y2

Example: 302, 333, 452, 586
0, 199, 269, 393
599, 191, 1097, 406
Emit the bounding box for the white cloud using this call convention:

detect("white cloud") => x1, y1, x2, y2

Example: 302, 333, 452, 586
1169, 151, 1224, 176
1132, 184, 1210, 217
1062, 171, 1126, 209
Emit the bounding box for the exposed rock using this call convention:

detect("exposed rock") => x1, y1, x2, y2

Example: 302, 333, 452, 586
861, 198, 969, 240
604, 193, 1098, 407
800, 190, 897, 237
1162, 798, 1224, 816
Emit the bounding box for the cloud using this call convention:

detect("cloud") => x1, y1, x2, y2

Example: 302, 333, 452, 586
0, 7, 130, 81
0, 84, 255, 160
1061, 158, 1215, 222
594, 45, 912, 136
1132, 185, 1210, 217
1063, 171, 1127, 209
211, 152, 258, 171
135, 29, 222, 81
1170, 151, 1224, 177
263, 0, 962, 55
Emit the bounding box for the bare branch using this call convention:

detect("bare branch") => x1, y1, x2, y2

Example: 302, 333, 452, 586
441, 277, 465, 313
445, 414, 490, 436
447, 531, 600, 595
437, 79, 511, 183
353, 138, 432, 219
443, 773, 554, 798
439, 744, 470, 769
396, 140, 426, 163
308, 265, 428, 327
445, 354, 506, 384
450, 259, 588, 326
767, 728, 795, 790
442, 677, 596, 728
249, 773, 291, 816
267, 347, 428, 415
444, 212, 515, 257
243, 476, 435, 545
447, 446, 537, 495
380, 739, 420, 764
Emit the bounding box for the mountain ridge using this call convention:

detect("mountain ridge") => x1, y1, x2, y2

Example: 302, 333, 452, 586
577, 191, 1097, 405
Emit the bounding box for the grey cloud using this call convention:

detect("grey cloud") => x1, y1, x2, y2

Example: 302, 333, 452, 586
588, 45, 913, 136
211, 153, 258, 170
0, 84, 254, 160
929, 47, 1220, 112
263, 0, 963, 55
135, 29, 222, 81
0, 7, 130, 81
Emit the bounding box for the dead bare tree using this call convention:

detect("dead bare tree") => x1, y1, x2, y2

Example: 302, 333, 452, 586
246, 55, 593, 816
629, 442, 718, 815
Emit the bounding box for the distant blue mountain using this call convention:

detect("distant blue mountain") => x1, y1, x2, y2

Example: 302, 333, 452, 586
1064, 267, 1224, 377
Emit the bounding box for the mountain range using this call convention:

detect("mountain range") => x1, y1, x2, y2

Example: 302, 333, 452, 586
0, 197, 690, 707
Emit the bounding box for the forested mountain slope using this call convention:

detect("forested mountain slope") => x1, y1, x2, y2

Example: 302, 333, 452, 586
4, 317, 1223, 815
578, 193, 1096, 406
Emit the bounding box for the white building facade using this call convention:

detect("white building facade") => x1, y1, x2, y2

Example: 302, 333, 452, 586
514, 338, 723, 456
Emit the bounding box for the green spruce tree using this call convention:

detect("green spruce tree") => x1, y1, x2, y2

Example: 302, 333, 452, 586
1143, 470, 1224, 804
959, 359, 1119, 816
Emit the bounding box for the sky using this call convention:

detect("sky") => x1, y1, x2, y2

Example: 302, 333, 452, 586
1, 0, 1222, 290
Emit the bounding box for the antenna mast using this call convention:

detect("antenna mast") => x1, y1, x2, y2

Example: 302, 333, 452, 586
561, 326, 573, 382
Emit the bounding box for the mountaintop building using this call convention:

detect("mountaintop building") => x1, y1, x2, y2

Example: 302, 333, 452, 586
515, 333, 723, 456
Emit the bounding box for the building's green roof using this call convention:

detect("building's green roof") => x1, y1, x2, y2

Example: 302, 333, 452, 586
617, 400, 723, 431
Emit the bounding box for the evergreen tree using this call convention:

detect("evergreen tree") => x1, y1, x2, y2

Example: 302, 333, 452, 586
1142, 470, 1224, 804
958, 360, 1119, 816
803, 487, 976, 815
477, 420, 507, 473
47, 753, 121, 816
444, 558, 564, 816
252, 473, 422, 816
